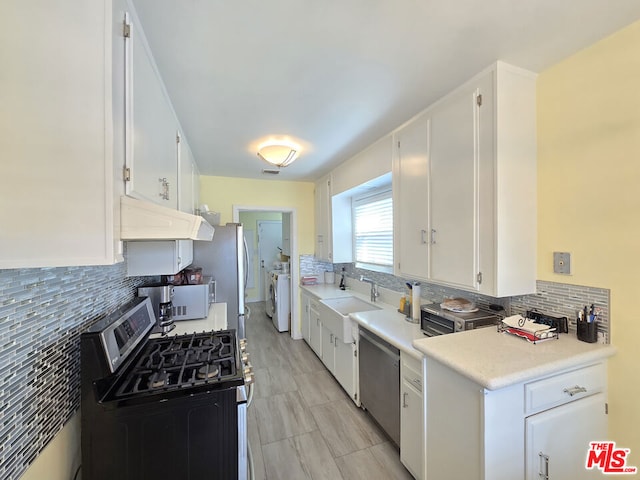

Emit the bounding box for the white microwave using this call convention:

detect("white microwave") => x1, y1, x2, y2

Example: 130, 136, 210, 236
172, 277, 215, 321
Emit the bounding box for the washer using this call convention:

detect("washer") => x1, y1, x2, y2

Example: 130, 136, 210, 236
270, 271, 290, 332
265, 270, 275, 318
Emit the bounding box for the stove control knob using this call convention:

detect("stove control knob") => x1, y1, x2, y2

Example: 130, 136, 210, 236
241, 352, 250, 363
243, 364, 253, 376
239, 338, 247, 347
244, 373, 254, 385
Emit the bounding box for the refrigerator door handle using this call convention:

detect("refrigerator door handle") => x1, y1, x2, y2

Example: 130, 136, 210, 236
243, 236, 249, 289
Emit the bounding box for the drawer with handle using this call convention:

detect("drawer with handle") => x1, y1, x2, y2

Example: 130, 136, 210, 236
524, 362, 606, 415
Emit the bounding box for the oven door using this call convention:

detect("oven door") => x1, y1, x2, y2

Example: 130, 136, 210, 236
420, 310, 454, 336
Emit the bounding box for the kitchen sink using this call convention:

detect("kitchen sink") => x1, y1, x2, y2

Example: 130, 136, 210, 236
319, 296, 381, 343
321, 296, 381, 315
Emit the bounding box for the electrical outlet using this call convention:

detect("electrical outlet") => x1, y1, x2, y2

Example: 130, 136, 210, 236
597, 331, 608, 344
553, 252, 571, 274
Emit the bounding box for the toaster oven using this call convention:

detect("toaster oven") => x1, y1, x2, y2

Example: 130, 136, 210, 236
420, 304, 500, 337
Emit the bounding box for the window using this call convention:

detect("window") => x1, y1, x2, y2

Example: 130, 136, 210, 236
353, 188, 393, 272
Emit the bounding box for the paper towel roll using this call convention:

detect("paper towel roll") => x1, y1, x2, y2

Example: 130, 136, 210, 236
411, 283, 421, 322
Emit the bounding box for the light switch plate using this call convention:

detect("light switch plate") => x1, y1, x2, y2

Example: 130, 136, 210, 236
553, 252, 571, 274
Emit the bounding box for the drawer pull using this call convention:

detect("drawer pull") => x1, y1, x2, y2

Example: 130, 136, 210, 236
563, 385, 587, 397
539, 452, 549, 480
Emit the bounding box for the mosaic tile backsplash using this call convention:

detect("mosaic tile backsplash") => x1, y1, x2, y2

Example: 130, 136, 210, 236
329, 261, 610, 340
0, 262, 147, 480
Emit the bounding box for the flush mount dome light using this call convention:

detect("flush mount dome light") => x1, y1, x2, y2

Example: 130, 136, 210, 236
257, 142, 299, 168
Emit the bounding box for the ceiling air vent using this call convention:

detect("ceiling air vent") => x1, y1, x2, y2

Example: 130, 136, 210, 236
262, 168, 280, 175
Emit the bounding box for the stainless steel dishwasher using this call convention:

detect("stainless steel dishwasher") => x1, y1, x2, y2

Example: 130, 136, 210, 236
358, 327, 400, 446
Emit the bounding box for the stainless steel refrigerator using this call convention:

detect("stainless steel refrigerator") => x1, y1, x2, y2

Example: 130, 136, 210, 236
193, 223, 248, 338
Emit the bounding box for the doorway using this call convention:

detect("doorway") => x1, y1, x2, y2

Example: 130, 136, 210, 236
234, 206, 299, 339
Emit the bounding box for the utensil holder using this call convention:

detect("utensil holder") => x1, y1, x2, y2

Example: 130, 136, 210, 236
577, 320, 598, 343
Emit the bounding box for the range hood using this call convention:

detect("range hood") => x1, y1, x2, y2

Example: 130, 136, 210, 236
120, 196, 214, 241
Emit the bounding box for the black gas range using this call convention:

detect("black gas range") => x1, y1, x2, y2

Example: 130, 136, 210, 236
81, 297, 250, 480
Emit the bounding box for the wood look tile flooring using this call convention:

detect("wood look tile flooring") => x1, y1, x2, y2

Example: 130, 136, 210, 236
246, 302, 414, 480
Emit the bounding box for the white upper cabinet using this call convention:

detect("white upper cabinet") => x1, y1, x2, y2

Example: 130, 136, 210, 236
393, 114, 430, 279
125, 5, 179, 209
393, 62, 536, 297
314, 174, 333, 262
428, 80, 481, 290
0, 0, 127, 268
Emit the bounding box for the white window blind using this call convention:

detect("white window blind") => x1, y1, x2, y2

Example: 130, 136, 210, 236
353, 189, 393, 270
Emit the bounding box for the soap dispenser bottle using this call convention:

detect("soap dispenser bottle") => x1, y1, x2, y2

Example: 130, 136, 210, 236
339, 267, 346, 290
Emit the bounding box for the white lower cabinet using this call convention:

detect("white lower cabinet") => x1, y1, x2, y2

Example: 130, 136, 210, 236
526, 393, 607, 480
334, 336, 357, 402
321, 325, 336, 373
309, 305, 322, 357
400, 352, 423, 480
300, 292, 358, 404
301, 293, 311, 344
426, 359, 608, 480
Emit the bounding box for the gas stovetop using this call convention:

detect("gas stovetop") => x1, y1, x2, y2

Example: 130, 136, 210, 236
102, 330, 244, 404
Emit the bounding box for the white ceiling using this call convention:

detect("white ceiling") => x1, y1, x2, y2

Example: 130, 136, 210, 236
131, 0, 640, 182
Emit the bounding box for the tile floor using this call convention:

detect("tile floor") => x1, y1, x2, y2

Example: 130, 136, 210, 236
245, 301, 414, 480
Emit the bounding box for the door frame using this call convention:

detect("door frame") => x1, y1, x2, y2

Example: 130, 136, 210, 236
233, 205, 300, 340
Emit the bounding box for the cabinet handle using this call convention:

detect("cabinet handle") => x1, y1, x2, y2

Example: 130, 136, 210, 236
538, 452, 549, 480
402, 392, 408, 408
159, 177, 170, 200
420, 229, 427, 244
330, 333, 334, 343
563, 385, 588, 397
430, 228, 437, 244
334, 336, 338, 347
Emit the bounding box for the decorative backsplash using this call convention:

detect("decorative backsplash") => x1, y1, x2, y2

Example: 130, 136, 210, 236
0, 262, 147, 480
326, 260, 610, 342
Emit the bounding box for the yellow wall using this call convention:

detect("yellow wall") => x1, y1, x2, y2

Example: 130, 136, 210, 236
537, 19, 640, 455
199, 176, 315, 255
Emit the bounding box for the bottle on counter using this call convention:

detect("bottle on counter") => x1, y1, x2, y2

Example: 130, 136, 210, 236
339, 267, 346, 290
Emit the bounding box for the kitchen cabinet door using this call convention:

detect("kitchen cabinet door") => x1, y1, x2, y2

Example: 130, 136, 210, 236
126, 7, 179, 209
0, 0, 126, 268
314, 174, 332, 262
393, 114, 430, 280
525, 393, 607, 480
428, 84, 479, 290
334, 338, 357, 402
321, 325, 336, 373
126, 240, 193, 276
401, 378, 423, 479
301, 293, 311, 344
309, 306, 323, 357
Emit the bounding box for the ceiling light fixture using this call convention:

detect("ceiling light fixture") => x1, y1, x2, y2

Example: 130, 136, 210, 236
257, 142, 299, 168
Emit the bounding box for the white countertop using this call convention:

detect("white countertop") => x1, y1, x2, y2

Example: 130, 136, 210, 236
301, 283, 429, 359
150, 302, 227, 338
413, 327, 617, 390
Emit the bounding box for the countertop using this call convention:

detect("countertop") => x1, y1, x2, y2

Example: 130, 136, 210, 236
150, 302, 227, 338
301, 283, 429, 359
412, 326, 617, 390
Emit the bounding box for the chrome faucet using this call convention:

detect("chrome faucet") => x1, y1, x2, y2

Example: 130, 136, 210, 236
360, 275, 379, 302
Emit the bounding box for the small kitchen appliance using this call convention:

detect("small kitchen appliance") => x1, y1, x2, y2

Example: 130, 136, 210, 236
420, 304, 501, 337
137, 284, 175, 335
171, 276, 216, 321
80, 297, 253, 480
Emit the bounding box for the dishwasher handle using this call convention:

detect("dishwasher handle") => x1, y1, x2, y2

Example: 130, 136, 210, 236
359, 328, 399, 361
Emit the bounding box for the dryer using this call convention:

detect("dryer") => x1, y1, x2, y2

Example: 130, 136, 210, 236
270, 271, 290, 332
